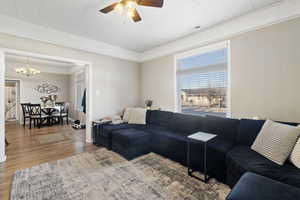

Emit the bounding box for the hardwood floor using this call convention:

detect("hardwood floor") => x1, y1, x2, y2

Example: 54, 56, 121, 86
0, 121, 99, 200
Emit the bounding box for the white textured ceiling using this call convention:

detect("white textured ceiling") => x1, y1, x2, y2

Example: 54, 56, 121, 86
0, 0, 282, 52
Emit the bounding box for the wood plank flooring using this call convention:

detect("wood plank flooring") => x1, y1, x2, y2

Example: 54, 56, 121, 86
0, 122, 99, 200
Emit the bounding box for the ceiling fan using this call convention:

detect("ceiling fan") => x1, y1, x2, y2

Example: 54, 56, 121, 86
99, 0, 164, 22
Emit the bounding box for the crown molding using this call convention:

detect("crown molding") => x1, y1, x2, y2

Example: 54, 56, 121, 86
0, 14, 141, 62
140, 0, 300, 62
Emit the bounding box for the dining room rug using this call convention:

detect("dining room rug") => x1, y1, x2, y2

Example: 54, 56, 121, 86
35, 133, 69, 145
10, 149, 230, 200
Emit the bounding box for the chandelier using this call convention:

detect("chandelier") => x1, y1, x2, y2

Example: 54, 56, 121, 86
15, 57, 41, 77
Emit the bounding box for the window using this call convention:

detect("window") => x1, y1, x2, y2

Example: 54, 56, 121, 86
177, 46, 229, 117
75, 71, 85, 112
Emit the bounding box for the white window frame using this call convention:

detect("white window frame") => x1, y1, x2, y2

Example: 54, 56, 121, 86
174, 41, 231, 117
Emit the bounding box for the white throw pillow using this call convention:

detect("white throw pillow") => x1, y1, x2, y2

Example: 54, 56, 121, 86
123, 108, 133, 123
251, 120, 300, 165
128, 108, 146, 125
290, 136, 300, 168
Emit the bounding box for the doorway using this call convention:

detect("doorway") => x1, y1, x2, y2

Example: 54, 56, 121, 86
5, 80, 20, 122
0, 49, 93, 163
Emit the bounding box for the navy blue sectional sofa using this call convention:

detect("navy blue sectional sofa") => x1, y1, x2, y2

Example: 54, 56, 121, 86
94, 110, 300, 198
226, 172, 300, 200
226, 119, 300, 188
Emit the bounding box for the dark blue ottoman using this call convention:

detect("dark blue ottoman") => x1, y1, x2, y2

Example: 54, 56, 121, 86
112, 128, 151, 160
95, 123, 140, 149
226, 172, 300, 200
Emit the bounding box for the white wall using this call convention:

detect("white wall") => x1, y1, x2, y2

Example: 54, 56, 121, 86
140, 17, 300, 122
0, 32, 140, 162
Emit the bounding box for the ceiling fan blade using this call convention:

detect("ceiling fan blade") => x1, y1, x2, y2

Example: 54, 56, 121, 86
137, 0, 164, 8
131, 9, 142, 22
99, 3, 118, 13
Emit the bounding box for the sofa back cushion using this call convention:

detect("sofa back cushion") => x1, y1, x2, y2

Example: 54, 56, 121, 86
237, 119, 299, 146
146, 110, 174, 129
170, 113, 204, 135
200, 115, 240, 143
237, 119, 266, 146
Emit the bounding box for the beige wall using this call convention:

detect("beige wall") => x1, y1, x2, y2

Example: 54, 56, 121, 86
140, 17, 300, 122
0, 33, 140, 122
230, 18, 300, 121
140, 56, 175, 111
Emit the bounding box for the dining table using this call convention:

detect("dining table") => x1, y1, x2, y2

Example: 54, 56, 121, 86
41, 106, 61, 126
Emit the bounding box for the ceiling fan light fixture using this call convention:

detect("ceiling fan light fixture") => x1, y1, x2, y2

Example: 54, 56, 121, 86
125, 0, 138, 9
100, 0, 164, 23
127, 9, 136, 17
114, 3, 124, 12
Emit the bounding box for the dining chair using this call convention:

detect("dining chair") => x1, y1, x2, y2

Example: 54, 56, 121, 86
29, 104, 48, 129
53, 102, 69, 125
21, 103, 31, 127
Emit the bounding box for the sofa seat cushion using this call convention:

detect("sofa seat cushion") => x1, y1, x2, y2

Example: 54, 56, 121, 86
208, 137, 235, 155
190, 137, 235, 183
150, 129, 188, 165
226, 146, 300, 188
101, 123, 144, 138
111, 128, 151, 160
112, 128, 150, 147
153, 129, 188, 141
138, 124, 168, 133
226, 172, 300, 200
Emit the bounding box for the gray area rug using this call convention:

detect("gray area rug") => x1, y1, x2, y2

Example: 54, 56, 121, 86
11, 149, 230, 200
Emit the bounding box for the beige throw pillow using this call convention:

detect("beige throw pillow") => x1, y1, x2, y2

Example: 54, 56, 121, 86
251, 120, 300, 165
290, 136, 300, 168
128, 108, 146, 125
123, 108, 133, 123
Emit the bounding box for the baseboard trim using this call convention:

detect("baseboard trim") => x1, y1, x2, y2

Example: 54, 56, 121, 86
68, 118, 75, 122
0, 155, 7, 163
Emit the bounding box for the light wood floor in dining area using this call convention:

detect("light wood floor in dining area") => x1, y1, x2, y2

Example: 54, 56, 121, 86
0, 122, 99, 200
